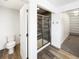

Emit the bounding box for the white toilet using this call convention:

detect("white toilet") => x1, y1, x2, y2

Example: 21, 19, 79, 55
6, 35, 16, 54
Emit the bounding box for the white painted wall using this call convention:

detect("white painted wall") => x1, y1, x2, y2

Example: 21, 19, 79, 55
69, 15, 79, 34
52, 13, 63, 48
51, 13, 70, 48
0, 6, 20, 50
61, 13, 70, 43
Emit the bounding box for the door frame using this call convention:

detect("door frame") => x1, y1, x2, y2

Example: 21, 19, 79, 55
37, 5, 53, 52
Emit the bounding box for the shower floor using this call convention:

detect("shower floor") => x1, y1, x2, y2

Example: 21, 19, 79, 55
37, 39, 49, 49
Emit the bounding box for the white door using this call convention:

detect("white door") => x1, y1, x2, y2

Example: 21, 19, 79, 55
20, 4, 28, 59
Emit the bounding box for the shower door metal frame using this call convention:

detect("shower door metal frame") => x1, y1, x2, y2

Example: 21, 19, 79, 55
37, 14, 51, 49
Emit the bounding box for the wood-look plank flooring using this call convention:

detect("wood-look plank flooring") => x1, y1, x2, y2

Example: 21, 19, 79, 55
38, 46, 79, 59
0, 44, 21, 59
62, 35, 79, 57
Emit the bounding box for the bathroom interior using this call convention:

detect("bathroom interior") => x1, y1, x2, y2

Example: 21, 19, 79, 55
37, 7, 51, 50
0, 6, 21, 59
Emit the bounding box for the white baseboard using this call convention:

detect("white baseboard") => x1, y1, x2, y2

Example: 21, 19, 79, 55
60, 34, 69, 48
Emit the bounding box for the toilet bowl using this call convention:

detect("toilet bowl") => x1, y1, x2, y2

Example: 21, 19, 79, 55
6, 41, 15, 54
6, 35, 16, 54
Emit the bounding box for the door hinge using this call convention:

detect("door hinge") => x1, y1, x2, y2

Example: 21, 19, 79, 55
26, 10, 28, 12
27, 57, 29, 59
26, 33, 28, 37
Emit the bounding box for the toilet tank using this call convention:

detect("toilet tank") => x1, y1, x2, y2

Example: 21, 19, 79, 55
0, 36, 7, 50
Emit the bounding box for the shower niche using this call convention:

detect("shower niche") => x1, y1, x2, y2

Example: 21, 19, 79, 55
37, 8, 51, 49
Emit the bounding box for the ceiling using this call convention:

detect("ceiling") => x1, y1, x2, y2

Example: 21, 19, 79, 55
0, 0, 78, 10
49, 0, 78, 6
0, 0, 26, 10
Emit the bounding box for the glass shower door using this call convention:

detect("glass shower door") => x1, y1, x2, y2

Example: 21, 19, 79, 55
37, 14, 51, 49
42, 16, 50, 45
37, 15, 42, 49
